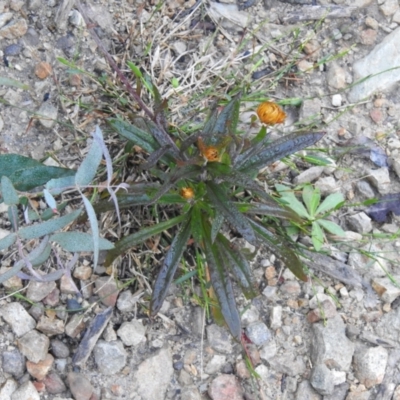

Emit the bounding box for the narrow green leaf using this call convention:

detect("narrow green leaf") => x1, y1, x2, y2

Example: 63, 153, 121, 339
9, 166, 75, 191
312, 221, 324, 251
75, 136, 103, 187
105, 214, 186, 266
190, 204, 203, 244
250, 219, 308, 282
276, 184, 310, 219
51, 232, 114, 252
213, 93, 241, 139
315, 192, 344, 216
206, 181, 256, 245
203, 227, 241, 341
150, 217, 192, 315
317, 219, 346, 236
251, 125, 267, 145
211, 212, 225, 243
0, 76, 30, 90
126, 61, 143, 78
0, 232, 17, 251
19, 209, 81, 240
239, 202, 301, 222
1, 176, 19, 205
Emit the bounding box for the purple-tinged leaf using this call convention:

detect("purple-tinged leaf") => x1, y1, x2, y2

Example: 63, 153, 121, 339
206, 181, 256, 245
249, 219, 308, 282
202, 222, 241, 341
367, 193, 400, 223
150, 217, 192, 315
237, 132, 325, 172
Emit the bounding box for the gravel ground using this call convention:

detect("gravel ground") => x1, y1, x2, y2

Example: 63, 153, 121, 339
1, 0, 400, 399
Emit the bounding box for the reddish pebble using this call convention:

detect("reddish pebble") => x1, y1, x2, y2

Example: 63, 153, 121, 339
95, 277, 120, 307
370, 108, 384, 124
26, 353, 54, 381
208, 374, 244, 400
42, 372, 67, 394
360, 29, 377, 46
34, 61, 52, 79
33, 381, 46, 392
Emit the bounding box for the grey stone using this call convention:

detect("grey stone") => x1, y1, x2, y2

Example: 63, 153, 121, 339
0, 18, 27, 39
0, 12, 13, 29
10, 381, 40, 400
2, 348, 26, 378
4, 43, 23, 57
69, 10, 85, 27
181, 386, 202, 400
348, 243, 389, 277
349, 27, 400, 102
134, 348, 173, 400
379, 0, 399, 16
28, 0, 41, 9
0, 379, 18, 399
295, 380, 322, 400
293, 166, 324, 185
323, 382, 349, 400
372, 276, 400, 303
367, 167, 391, 194
93, 340, 127, 375
37, 102, 58, 129
245, 322, 271, 346
240, 305, 259, 326
259, 340, 277, 361
206, 324, 234, 354
327, 63, 346, 90
355, 180, 375, 199
26, 280, 57, 302
299, 98, 322, 122
36, 315, 65, 336
55, 0, 75, 31
310, 364, 335, 395
392, 157, 400, 179
205, 355, 226, 374
309, 293, 336, 310
0, 302, 36, 337
117, 320, 146, 346
314, 177, 338, 196
269, 305, 282, 329
67, 372, 94, 400
116, 290, 138, 312
346, 212, 372, 234
311, 314, 354, 371
269, 353, 306, 376
17, 330, 50, 363
50, 339, 70, 358
353, 346, 388, 388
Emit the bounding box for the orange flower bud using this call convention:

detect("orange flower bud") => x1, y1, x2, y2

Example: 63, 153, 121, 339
180, 187, 195, 200
256, 102, 286, 125
197, 138, 220, 162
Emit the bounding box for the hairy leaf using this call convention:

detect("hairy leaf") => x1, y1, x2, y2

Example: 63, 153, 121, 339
81, 195, 100, 271
237, 132, 325, 172
212, 93, 241, 140
211, 212, 225, 243
0, 232, 17, 251
250, 219, 308, 282
0, 154, 41, 177
190, 204, 203, 244
75, 135, 103, 187
206, 181, 256, 245
1, 176, 19, 205
51, 232, 114, 252
150, 217, 192, 315
45, 175, 76, 195
18, 209, 81, 240
105, 214, 186, 266
202, 222, 241, 341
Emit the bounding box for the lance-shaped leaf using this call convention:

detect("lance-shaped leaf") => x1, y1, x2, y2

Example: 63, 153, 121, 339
150, 217, 192, 315
0, 232, 17, 251
105, 214, 186, 266
46, 175, 76, 195
275, 184, 310, 220
51, 232, 114, 252
212, 92, 241, 140
211, 212, 225, 243
249, 219, 308, 282
190, 204, 203, 244
206, 181, 256, 245
1, 176, 19, 205
140, 145, 171, 171
236, 132, 325, 172
237, 202, 301, 222
202, 220, 241, 341
315, 192, 345, 216
75, 135, 103, 187
9, 165, 75, 191
302, 185, 320, 218
18, 209, 81, 240
108, 118, 161, 154
0, 154, 41, 177
216, 234, 257, 299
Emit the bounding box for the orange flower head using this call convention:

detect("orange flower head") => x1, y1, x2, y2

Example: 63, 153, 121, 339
197, 138, 221, 162
180, 187, 195, 200
257, 102, 286, 125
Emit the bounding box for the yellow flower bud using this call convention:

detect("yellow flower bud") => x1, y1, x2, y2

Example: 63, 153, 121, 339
180, 187, 195, 200
256, 102, 286, 125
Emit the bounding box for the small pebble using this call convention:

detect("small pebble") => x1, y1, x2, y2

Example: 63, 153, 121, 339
4, 43, 22, 56
332, 94, 342, 107
34, 61, 52, 79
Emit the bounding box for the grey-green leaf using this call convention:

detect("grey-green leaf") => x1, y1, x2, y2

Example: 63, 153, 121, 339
0, 232, 17, 251
51, 232, 114, 252
81, 195, 100, 271
1, 176, 19, 205
315, 192, 345, 216
75, 136, 103, 187
317, 219, 346, 236
18, 209, 81, 239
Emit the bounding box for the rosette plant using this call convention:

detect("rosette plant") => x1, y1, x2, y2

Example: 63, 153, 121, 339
100, 82, 324, 341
